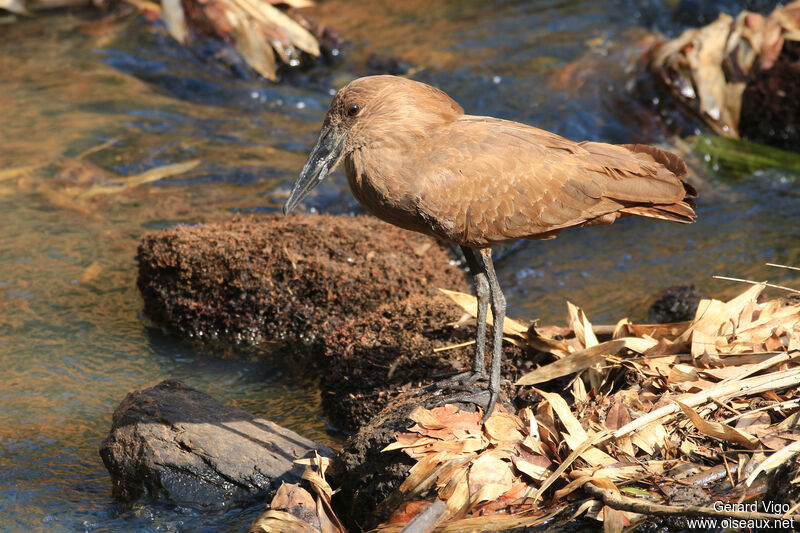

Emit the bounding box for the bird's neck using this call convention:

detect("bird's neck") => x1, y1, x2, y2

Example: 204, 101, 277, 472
344, 138, 433, 236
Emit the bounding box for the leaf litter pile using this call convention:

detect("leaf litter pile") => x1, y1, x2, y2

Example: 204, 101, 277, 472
253, 269, 800, 532
135, 0, 333, 81
647, 0, 800, 141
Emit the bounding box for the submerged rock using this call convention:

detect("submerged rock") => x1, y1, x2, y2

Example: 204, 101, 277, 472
648, 284, 703, 323
136, 214, 466, 346
99, 379, 332, 508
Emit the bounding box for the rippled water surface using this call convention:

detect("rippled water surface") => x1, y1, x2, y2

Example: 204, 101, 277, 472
1, 0, 798, 531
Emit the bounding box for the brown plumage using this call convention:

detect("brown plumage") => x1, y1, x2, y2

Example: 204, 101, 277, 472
285, 75, 697, 422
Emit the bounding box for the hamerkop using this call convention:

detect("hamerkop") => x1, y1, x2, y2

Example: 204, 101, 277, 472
284, 75, 696, 422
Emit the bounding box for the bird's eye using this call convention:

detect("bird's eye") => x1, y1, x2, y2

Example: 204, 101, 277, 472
346, 103, 361, 117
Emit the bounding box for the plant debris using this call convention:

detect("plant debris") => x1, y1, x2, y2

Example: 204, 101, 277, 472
1, 138, 200, 217
125, 0, 340, 80
647, 0, 800, 149
1, 0, 341, 81
255, 266, 800, 532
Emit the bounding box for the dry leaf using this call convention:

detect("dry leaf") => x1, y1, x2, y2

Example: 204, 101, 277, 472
468, 453, 514, 503
408, 405, 446, 430
567, 301, 598, 349
668, 363, 699, 383
161, 0, 188, 42
439, 289, 529, 337
745, 439, 800, 486
512, 452, 551, 482
387, 500, 431, 525
602, 506, 626, 533
484, 411, 525, 445
605, 403, 630, 431
249, 510, 318, 533
675, 400, 759, 449
269, 483, 319, 528
516, 337, 657, 385
536, 389, 615, 467
629, 422, 668, 455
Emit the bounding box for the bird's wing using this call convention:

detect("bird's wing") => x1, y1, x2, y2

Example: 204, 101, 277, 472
418, 116, 690, 245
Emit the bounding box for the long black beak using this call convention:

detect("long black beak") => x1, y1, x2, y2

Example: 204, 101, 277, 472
283, 125, 347, 214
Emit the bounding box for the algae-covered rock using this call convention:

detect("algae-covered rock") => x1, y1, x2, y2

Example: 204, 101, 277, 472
136, 214, 466, 346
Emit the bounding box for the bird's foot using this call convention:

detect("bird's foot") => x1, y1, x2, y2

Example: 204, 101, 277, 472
417, 375, 496, 423
415, 371, 503, 424
431, 388, 491, 412
429, 387, 500, 425
426, 370, 488, 392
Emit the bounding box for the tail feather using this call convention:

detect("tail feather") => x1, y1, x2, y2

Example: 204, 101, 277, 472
618, 143, 697, 222
619, 202, 696, 223
621, 143, 688, 180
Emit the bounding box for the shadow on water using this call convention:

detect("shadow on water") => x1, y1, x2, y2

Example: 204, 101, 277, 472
0, 0, 797, 531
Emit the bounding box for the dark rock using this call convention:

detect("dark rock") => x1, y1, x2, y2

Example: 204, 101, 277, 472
763, 454, 800, 512
136, 214, 466, 346
332, 388, 487, 532
648, 284, 703, 323
332, 394, 417, 532
319, 291, 528, 433
99, 379, 332, 508
365, 53, 413, 76
319, 292, 471, 433
740, 40, 800, 152
673, 0, 723, 27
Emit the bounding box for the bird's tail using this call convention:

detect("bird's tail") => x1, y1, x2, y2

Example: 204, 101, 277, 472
619, 144, 697, 223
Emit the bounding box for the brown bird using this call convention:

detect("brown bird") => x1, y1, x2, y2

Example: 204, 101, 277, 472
284, 75, 696, 422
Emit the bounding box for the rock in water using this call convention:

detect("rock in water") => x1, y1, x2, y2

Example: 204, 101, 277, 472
648, 284, 703, 323
136, 214, 466, 346
99, 379, 332, 508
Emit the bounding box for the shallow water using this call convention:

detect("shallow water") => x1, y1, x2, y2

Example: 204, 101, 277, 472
0, 1, 798, 531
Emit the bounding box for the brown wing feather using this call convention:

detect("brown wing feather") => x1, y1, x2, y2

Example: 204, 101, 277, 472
418, 116, 696, 246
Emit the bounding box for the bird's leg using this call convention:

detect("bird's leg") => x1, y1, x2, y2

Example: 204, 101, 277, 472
462, 246, 489, 380
428, 247, 489, 389
477, 247, 505, 424
422, 248, 505, 424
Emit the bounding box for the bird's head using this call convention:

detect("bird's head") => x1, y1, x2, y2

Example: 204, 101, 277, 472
283, 75, 463, 214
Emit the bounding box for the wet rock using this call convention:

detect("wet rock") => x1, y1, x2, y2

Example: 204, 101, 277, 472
319, 291, 528, 433
99, 379, 332, 508
764, 453, 800, 511
740, 40, 800, 152
365, 53, 413, 75
331, 393, 418, 532
331, 388, 496, 532
136, 214, 466, 346
648, 284, 703, 323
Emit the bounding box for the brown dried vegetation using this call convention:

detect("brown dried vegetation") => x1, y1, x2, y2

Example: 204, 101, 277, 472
131, 0, 341, 81
254, 271, 800, 532
648, 0, 800, 149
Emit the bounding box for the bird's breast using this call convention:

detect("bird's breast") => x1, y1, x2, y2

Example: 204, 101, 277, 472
345, 151, 460, 241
